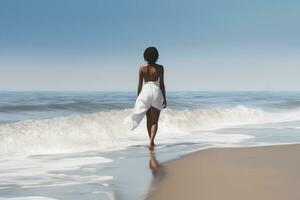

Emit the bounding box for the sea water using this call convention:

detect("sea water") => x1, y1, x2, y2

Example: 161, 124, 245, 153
1, 91, 300, 199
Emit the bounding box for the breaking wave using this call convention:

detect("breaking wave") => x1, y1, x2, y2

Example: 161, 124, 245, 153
1, 105, 300, 155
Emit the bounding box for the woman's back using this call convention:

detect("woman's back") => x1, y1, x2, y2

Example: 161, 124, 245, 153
140, 64, 162, 82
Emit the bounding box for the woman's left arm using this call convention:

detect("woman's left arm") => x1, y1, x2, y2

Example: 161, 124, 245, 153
137, 67, 143, 96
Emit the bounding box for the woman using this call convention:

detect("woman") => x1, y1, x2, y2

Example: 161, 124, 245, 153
132, 47, 167, 150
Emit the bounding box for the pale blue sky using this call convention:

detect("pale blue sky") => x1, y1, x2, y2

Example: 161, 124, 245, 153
0, 0, 299, 91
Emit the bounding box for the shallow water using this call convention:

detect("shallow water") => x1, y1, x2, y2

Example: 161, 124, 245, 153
1, 91, 300, 199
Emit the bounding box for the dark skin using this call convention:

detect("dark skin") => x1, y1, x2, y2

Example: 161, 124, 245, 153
137, 63, 167, 150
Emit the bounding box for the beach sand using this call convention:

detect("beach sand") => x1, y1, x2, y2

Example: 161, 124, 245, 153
147, 144, 300, 200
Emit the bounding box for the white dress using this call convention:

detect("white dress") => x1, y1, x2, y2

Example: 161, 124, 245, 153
131, 80, 164, 130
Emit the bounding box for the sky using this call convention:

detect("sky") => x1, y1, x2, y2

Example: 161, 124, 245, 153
0, 0, 299, 91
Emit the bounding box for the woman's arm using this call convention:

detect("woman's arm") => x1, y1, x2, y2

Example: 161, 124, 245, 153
159, 66, 167, 108
137, 67, 143, 96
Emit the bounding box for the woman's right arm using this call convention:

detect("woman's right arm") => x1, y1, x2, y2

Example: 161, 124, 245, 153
137, 67, 143, 96
159, 66, 167, 108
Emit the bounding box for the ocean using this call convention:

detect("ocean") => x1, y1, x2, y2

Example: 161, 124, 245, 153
1, 91, 300, 200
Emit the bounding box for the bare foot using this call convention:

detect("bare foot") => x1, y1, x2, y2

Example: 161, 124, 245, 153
148, 146, 154, 151
149, 142, 155, 151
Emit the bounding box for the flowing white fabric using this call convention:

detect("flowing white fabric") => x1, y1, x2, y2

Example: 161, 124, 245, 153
131, 81, 164, 130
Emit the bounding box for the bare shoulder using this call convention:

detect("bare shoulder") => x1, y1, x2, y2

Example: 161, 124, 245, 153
139, 65, 147, 73
141, 64, 149, 69
157, 64, 164, 72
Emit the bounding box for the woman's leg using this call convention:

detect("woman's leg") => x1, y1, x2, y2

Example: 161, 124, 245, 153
146, 108, 152, 139
149, 106, 160, 150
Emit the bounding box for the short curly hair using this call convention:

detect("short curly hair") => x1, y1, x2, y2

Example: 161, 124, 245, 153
143, 47, 159, 64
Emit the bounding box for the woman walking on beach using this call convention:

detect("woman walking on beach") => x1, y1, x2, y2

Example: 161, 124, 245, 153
132, 47, 167, 150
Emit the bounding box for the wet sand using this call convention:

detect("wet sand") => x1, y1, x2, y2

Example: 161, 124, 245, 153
147, 144, 300, 200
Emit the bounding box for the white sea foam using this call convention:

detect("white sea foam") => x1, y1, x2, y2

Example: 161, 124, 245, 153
1, 106, 300, 155
0, 155, 113, 190
0, 156, 112, 178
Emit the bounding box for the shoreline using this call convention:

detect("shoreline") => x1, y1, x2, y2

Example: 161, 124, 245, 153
146, 143, 300, 200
